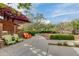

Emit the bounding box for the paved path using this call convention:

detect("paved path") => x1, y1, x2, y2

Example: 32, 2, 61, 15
0, 40, 38, 56
0, 35, 79, 56
0, 36, 52, 56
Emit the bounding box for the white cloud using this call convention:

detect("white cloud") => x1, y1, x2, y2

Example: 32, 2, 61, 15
51, 11, 79, 18
49, 4, 79, 18
41, 20, 51, 24
45, 20, 51, 24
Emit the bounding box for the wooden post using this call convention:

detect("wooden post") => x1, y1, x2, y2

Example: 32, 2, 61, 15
0, 39, 4, 48
0, 23, 3, 37
14, 25, 16, 34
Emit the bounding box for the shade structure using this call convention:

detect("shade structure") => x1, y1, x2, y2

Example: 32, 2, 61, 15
0, 3, 30, 34
0, 3, 30, 22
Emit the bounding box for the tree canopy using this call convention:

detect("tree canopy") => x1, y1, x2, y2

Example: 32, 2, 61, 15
17, 3, 32, 10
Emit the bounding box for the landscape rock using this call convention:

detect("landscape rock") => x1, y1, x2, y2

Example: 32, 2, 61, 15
65, 41, 75, 47
74, 41, 79, 47
57, 42, 64, 46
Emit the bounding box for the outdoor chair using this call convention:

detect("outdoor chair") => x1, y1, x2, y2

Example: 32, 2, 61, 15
3, 34, 16, 45
13, 34, 23, 42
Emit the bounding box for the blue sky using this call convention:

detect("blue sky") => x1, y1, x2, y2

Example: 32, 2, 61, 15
7, 3, 79, 24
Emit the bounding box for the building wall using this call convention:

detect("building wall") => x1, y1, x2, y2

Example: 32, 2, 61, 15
0, 20, 17, 34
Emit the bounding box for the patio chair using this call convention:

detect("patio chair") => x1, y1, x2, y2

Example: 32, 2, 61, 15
3, 35, 16, 45
13, 34, 23, 42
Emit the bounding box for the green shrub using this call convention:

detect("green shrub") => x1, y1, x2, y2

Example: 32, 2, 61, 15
39, 30, 52, 33
50, 34, 74, 40
26, 31, 38, 36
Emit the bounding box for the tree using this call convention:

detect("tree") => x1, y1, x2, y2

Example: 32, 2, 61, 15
53, 22, 73, 34
71, 19, 79, 34
24, 11, 34, 22
17, 3, 32, 10
33, 13, 47, 32
17, 3, 34, 22
34, 13, 46, 23
21, 13, 54, 33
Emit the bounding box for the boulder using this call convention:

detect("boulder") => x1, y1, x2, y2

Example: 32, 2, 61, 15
74, 41, 79, 47
57, 42, 64, 46
65, 41, 75, 47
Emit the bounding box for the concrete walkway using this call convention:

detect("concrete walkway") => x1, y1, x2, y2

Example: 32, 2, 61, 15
0, 40, 38, 56
0, 35, 79, 56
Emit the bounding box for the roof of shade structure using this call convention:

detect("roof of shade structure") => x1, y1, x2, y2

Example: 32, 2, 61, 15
0, 3, 30, 22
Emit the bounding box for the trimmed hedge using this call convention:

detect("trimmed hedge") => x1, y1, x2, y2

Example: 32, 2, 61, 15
50, 34, 74, 40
